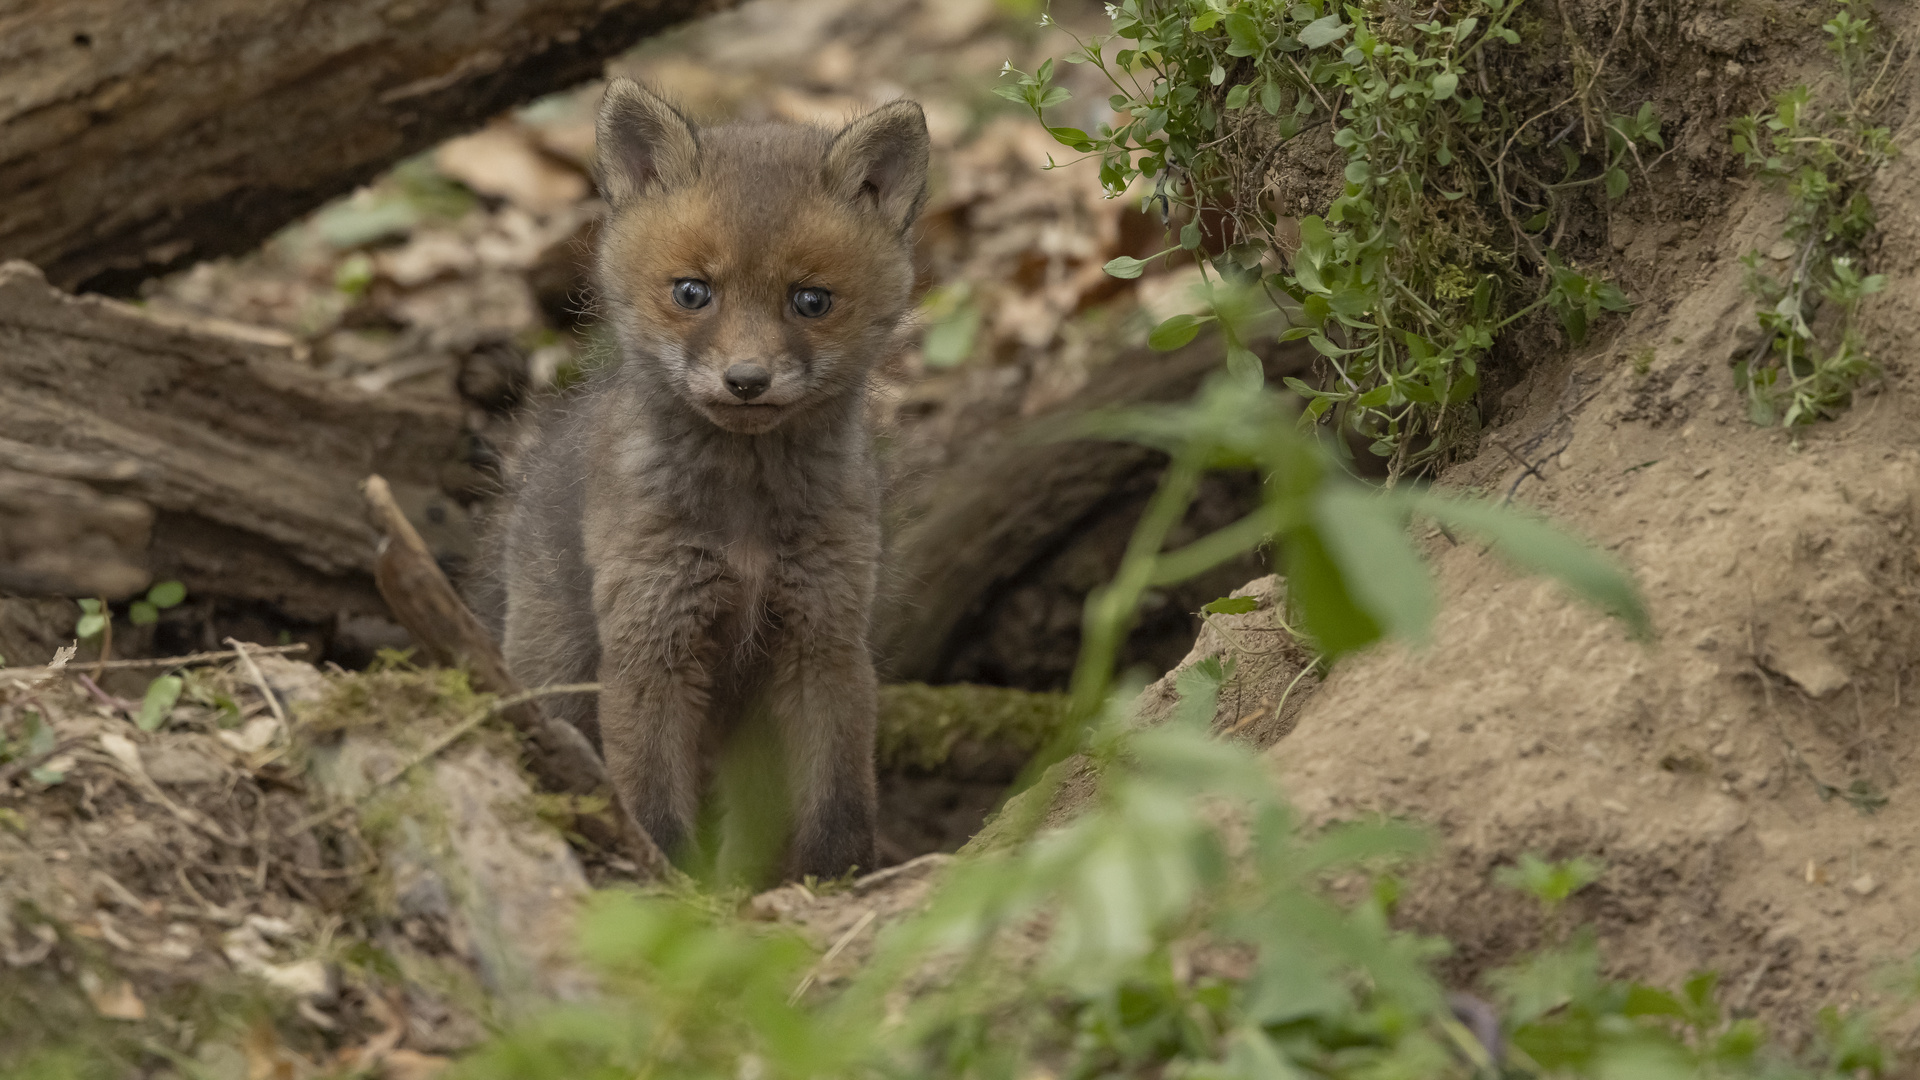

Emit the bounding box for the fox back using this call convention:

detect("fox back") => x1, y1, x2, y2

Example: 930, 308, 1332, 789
494, 80, 928, 881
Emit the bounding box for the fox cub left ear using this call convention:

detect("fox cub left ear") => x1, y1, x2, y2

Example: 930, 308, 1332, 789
824, 100, 930, 233
596, 78, 701, 207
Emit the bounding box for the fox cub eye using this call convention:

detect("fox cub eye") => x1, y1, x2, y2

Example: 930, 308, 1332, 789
672, 279, 712, 310
791, 287, 832, 319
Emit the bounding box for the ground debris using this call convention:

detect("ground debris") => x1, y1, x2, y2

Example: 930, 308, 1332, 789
0, 647, 593, 1072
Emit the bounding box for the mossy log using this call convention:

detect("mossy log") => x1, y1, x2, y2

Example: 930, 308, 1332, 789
876, 682, 1072, 780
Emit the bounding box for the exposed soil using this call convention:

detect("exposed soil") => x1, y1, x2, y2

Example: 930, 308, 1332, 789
1277, 168, 1920, 1057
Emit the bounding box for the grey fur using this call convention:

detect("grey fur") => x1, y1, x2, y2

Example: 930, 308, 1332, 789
494, 81, 926, 879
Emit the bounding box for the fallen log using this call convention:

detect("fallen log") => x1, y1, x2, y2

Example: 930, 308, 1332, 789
0, 439, 152, 599
876, 336, 1309, 685
0, 0, 725, 293
0, 260, 469, 627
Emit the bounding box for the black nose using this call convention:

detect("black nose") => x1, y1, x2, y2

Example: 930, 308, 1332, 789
724, 363, 771, 401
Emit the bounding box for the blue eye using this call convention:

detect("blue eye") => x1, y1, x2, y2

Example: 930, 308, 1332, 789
673, 279, 712, 309
791, 287, 832, 318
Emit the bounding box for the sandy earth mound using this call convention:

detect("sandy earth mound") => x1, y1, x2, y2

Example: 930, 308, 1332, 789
1271, 108, 1920, 1053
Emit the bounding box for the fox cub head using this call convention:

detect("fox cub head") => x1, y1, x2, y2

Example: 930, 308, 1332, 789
593, 79, 929, 435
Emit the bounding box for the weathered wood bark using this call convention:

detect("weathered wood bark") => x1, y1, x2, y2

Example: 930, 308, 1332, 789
0, 0, 725, 293
0, 260, 467, 622
0, 438, 152, 599
363, 474, 675, 881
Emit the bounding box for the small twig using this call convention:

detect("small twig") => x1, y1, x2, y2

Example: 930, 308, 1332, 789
93, 602, 112, 681
0, 644, 306, 682
0, 645, 75, 691
788, 908, 877, 1006
93, 869, 161, 916
1492, 439, 1549, 483
1224, 697, 1276, 736
225, 638, 287, 727
1271, 661, 1321, 730
79, 746, 247, 846
74, 672, 135, 715
174, 866, 243, 924
372, 683, 601, 790
284, 682, 601, 837
1503, 435, 1575, 504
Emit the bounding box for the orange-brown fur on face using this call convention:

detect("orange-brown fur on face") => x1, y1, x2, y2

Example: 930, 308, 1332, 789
598, 115, 920, 434
492, 81, 927, 882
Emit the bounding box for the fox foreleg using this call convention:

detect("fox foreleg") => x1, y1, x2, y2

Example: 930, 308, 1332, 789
769, 595, 878, 880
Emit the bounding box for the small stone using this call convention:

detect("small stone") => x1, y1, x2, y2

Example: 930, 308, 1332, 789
1409, 729, 1431, 756
1808, 615, 1838, 638
217, 716, 281, 755
1601, 799, 1630, 814
1766, 239, 1797, 262
1725, 59, 1746, 78
79, 971, 146, 1022
1711, 740, 1735, 760
1769, 641, 1851, 698
1693, 466, 1712, 479
260, 959, 333, 1001
1849, 874, 1879, 897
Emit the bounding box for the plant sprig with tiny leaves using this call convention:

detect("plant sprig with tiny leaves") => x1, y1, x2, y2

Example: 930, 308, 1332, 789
1000, 0, 1662, 476
1730, 0, 1900, 428
74, 580, 187, 643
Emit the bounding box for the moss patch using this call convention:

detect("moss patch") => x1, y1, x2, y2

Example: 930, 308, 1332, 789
876, 682, 1072, 773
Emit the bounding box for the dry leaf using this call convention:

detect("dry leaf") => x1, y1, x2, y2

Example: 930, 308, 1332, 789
435, 124, 588, 216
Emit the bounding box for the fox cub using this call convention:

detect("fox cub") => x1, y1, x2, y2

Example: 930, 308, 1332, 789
495, 80, 928, 879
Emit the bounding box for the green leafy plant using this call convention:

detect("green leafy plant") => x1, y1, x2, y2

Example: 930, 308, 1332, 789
129, 580, 186, 627
1001, 0, 1658, 474
1497, 852, 1602, 909
1730, 0, 1899, 427
74, 581, 187, 644
1, 708, 62, 787
918, 282, 984, 368
73, 599, 107, 643
136, 675, 185, 732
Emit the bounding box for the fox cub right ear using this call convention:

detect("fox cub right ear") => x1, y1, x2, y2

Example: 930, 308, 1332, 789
825, 100, 931, 233
595, 78, 700, 207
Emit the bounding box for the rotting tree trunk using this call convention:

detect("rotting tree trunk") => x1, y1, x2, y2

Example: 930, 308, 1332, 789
0, 260, 468, 626
0, 439, 152, 599
0, 0, 725, 294
876, 337, 1310, 686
